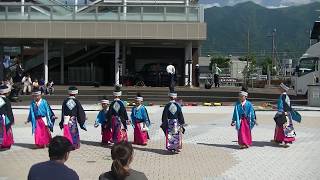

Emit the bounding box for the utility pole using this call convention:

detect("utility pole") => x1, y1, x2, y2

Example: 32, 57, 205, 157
272, 28, 276, 75
309, 28, 312, 47
246, 28, 250, 88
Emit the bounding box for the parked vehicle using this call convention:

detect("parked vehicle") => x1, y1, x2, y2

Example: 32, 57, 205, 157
136, 63, 173, 87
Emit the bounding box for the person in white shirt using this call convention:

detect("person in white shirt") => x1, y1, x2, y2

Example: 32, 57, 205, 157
166, 63, 176, 92
22, 74, 32, 95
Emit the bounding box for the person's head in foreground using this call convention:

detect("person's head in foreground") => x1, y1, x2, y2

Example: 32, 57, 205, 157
99, 141, 148, 180
49, 136, 73, 162
28, 136, 79, 180
111, 141, 133, 179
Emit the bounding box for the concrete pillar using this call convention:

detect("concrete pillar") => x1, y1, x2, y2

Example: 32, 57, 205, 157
44, 39, 48, 84
115, 40, 120, 85
21, 0, 25, 15
123, 0, 127, 19
74, 0, 78, 11
185, 42, 192, 86
120, 44, 127, 84
60, 45, 64, 84
122, 44, 126, 80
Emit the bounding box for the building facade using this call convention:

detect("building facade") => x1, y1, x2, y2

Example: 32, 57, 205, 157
0, 0, 206, 86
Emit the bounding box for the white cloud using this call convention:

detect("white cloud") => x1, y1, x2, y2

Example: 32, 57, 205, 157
267, 5, 289, 9
203, 3, 221, 8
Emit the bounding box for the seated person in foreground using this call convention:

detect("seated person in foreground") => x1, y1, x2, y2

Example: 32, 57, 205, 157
99, 141, 148, 180
27, 136, 79, 180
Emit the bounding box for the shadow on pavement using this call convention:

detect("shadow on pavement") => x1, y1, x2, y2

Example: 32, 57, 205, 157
198, 141, 281, 150
197, 143, 240, 150
14, 143, 37, 149
80, 140, 111, 148
132, 145, 177, 155
251, 141, 281, 148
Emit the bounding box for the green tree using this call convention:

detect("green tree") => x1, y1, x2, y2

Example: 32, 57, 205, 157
209, 56, 230, 71
260, 57, 274, 75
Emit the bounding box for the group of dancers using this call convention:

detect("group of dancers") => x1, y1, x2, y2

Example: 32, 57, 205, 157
231, 83, 299, 149
0, 82, 298, 153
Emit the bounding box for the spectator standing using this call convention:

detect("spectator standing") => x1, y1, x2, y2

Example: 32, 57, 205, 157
46, 81, 54, 95
195, 64, 200, 87
166, 63, 175, 92
22, 74, 32, 95
212, 63, 221, 88
39, 78, 46, 95
27, 136, 79, 180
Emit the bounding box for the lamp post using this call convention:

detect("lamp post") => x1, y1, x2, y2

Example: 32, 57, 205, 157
186, 59, 192, 87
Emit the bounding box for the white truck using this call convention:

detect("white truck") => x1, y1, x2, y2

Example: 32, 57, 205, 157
292, 42, 320, 95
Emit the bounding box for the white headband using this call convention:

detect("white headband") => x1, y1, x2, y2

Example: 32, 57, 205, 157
169, 93, 177, 98
280, 83, 289, 91
32, 91, 41, 95
101, 100, 109, 104
135, 97, 143, 101
0, 87, 10, 94
68, 90, 78, 95
239, 91, 248, 97
113, 91, 122, 96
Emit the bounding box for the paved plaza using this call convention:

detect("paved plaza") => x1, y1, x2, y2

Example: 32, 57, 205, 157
1, 105, 320, 180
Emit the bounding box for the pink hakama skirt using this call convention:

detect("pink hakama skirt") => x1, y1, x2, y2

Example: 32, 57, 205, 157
101, 126, 112, 144
274, 126, 295, 143
63, 117, 80, 150
0, 115, 14, 149
34, 117, 51, 148
133, 122, 148, 145
238, 117, 252, 146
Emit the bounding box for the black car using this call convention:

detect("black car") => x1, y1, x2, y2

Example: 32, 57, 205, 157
136, 63, 173, 87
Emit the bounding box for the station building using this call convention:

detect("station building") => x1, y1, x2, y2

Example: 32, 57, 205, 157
0, 0, 207, 86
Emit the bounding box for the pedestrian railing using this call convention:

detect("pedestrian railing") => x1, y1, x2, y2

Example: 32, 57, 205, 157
0, 3, 203, 22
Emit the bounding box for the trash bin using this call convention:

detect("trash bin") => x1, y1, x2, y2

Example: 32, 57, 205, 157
308, 84, 320, 107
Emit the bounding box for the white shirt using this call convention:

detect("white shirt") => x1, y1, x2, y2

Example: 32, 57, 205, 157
22, 77, 32, 86
166, 65, 175, 74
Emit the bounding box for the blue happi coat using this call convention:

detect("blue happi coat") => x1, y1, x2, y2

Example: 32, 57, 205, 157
232, 100, 256, 131
130, 105, 151, 128
95, 109, 108, 126
28, 99, 55, 134
277, 93, 291, 113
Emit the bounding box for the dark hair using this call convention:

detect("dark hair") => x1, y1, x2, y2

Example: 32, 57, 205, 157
48, 136, 72, 160
111, 141, 133, 180
241, 86, 248, 92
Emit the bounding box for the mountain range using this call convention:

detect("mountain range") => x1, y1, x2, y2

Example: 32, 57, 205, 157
199, 0, 320, 8
202, 1, 320, 59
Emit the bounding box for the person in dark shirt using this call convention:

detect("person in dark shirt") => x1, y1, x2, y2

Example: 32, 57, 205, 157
27, 136, 79, 180
99, 141, 148, 180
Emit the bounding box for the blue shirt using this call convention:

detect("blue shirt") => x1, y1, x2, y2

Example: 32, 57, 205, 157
28, 160, 79, 180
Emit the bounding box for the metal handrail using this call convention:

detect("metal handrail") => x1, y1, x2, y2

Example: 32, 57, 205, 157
0, 3, 203, 22
0, 3, 200, 7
